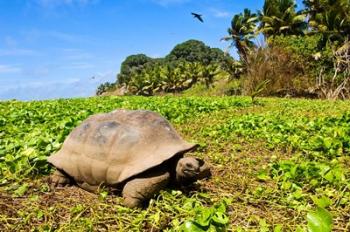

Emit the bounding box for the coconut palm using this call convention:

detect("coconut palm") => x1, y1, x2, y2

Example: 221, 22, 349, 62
303, 0, 350, 43
222, 8, 258, 61
259, 0, 307, 38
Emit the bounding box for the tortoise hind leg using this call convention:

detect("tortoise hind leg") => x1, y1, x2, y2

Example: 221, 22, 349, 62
122, 167, 170, 208
49, 169, 72, 187
76, 182, 99, 193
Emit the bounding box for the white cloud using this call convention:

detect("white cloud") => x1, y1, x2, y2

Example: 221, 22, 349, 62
210, 8, 231, 18
0, 71, 115, 101
61, 62, 95, 69
34, 0, 98, 8
21, 29, 85, 44
21, 66, 50, 77
1, 35, 40, 56
48, 31, 82, 43
0, 48, 40, 56
4, 36, 17, 47
62, 48, 93, 60
0, 64, 21, 74
151, 0, 190, 7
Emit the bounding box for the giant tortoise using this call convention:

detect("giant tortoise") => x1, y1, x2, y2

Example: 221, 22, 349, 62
47, 109, 211, 208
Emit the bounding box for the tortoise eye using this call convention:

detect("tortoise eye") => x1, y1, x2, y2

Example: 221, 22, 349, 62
185, 163, 194, 169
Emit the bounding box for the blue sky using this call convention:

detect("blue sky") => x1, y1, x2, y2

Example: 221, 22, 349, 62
0, 0, 304, 100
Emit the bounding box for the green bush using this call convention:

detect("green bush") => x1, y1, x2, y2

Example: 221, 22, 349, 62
269, 34, 333, 77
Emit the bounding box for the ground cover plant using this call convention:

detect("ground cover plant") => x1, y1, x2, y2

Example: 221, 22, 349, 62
0, 96, 350, 231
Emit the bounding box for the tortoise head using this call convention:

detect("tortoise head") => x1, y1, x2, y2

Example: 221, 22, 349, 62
175, 157, 211, 185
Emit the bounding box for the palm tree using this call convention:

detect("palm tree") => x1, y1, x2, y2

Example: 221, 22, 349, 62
303, 0, 350, 43
222, 9, 258, 61
259, 0, 307, 38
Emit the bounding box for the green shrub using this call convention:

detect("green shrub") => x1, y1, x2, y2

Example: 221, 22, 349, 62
269, 34, 333, 77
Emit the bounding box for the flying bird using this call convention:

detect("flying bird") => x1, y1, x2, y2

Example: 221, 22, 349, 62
191, 12, 203, 22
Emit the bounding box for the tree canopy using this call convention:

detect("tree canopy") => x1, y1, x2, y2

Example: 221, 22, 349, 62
303, 0, 350, 43
117, 54, 154, 85
221, 8, 258, 61
259, 0, 307, 37
165, 39, 228, 65
223, 0, 350, 59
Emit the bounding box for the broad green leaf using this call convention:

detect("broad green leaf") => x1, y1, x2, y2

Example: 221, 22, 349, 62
180, 221, 206, 232
212, 212, 229, 225
195, 207, 213, 227
311, 196, 332, 208
214, 201, 227, 213
307, 207, 332, 232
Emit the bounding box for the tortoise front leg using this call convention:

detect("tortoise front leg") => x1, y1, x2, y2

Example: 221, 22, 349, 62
122, 168, 170, 208
49, 169, 72, 187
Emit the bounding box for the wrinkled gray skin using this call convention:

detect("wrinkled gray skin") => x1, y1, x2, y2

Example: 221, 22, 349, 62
50, 156, 211, 208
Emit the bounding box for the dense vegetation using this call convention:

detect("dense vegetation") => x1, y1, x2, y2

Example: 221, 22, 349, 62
220, 0, 350, 99
1, 96, 350, 231
97, 40, 238, 96
97, 0, 350, 100
105, 40, 236, 96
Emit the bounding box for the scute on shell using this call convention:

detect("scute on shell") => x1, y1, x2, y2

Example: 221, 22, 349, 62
47, 109, 196, 186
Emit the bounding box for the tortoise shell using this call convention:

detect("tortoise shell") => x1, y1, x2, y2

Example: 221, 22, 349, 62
47, 109, 196, 186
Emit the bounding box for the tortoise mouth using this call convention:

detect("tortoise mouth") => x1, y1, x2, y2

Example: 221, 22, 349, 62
183, 169, 199, 176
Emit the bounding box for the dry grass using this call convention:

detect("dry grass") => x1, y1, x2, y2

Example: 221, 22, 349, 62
243, 46, 312, 97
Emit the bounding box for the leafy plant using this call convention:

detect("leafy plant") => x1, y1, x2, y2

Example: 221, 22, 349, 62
307, 207, 332, 232
178, 198, 230, 232
251, 79, 270, 103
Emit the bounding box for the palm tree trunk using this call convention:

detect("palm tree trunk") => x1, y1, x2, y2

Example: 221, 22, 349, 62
236, 40, 248, 62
